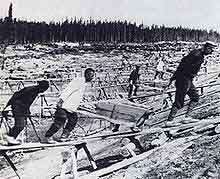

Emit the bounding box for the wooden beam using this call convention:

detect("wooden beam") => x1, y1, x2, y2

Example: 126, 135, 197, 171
0, 140, 86, 151
79, 136, 199, 179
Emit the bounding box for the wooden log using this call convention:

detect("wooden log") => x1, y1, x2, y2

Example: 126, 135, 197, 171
171, 128, 194, 137
214, 124, 220, 133
169, 125, 194, 137
151, 132, 169, 146
194, 124, 215, 133
178, 118, 200, 124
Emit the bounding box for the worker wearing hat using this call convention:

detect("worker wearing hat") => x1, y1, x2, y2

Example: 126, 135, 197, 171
167, 41, 217, 122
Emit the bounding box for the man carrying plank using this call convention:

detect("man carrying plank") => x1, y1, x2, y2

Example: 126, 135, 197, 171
2, 80, 49, 145
167, 41, 217, 122
44, 68, 95, 143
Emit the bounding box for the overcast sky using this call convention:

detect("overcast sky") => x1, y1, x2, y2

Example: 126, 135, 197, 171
1, 0, 220, 31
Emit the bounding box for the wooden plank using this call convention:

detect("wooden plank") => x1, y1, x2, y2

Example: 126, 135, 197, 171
2, 115, 219, 152
194, 124, 215, 133
131, 82, 220, 100
151, 97, 220, 126
0, 140, 86, 151
84, 131, 143, 140
83, 117, 220, 141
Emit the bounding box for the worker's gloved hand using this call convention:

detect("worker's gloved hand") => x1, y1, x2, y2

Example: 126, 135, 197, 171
2, 111, 9, 118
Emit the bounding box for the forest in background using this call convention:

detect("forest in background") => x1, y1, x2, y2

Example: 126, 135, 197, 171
1, 3, 220, 44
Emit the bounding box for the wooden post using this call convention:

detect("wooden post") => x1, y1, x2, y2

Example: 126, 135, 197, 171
60, 149, 78, 179
82, 143, 97, 170
1, 151, 21, 179
40, 94, 44, 118
71, 148, 78, 179
125, 142, 136, 157
200, 87, 204, 95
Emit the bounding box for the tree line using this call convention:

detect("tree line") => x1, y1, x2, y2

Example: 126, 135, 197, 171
1, 3, 220, 44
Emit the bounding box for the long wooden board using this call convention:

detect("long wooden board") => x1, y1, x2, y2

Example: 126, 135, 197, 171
0, 140, 86, 151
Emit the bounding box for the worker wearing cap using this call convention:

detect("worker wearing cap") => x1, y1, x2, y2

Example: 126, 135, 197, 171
128, 64, 141, 99
2, 80, 49, 145
167, 41, 217, 121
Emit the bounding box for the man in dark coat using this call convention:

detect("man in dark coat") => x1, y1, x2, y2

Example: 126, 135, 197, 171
2, 80, 49, 145
128, 64, 141, 99
167, 41, 216, 121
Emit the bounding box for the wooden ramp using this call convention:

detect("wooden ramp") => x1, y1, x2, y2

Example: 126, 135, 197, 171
0, 140, 86, 151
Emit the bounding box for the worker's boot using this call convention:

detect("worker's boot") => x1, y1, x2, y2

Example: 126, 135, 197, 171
185, 101, 197, 117
60, 130, 71, 142
131, 111, 153, 132
167, 105, 178, 121
45, 136, 56, 144
128, 84, 133, 99
112, 124, 120, 132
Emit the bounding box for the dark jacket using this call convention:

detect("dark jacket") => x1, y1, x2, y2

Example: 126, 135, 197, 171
6, 86, 40, 110
129, 69, 140, 84
171, 49, 205, 80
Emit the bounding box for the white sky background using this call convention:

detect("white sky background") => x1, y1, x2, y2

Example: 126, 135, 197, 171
1, 0, 220, 31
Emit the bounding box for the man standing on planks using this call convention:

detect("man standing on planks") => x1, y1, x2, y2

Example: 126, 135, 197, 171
167, 41, 217, 122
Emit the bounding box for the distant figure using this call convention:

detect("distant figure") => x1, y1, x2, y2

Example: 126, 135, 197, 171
2, 80, 49, 145
0, 45, 6, 70
44, 68, 95, 143
167, 41, 216, 122
128, 64, 141, 99
154, 57, 165, 80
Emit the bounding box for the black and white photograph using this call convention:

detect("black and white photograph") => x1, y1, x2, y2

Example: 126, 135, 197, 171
1, 0, 220, 178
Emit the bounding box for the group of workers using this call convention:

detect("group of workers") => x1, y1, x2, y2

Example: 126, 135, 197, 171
1, 41, 217, 145
1, 68, 95, 145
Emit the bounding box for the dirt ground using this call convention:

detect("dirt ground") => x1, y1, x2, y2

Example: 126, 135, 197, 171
1, 43, 220, 179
